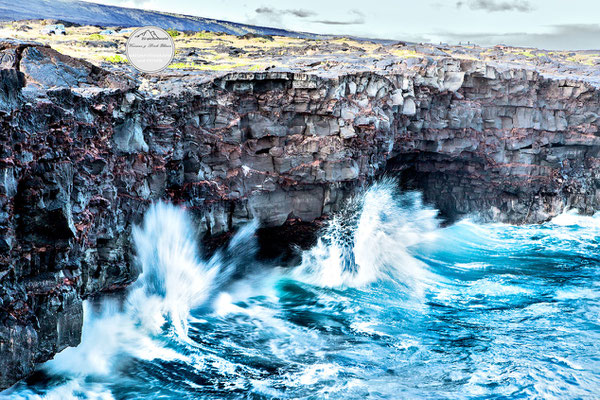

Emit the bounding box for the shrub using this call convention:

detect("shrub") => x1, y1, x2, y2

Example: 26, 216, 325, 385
87, 34, 104, 40
167, 28, 180, 38
105, 54, 127, 63
195, 31, 215, 40
516, 51, 536, 58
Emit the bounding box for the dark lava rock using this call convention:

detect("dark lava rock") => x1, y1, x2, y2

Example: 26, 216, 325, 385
2, 40, 600, 389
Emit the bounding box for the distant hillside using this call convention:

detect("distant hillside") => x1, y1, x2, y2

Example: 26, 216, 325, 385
0, 0, 322, 38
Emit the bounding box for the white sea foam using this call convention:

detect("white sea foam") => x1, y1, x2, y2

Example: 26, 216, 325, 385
45, 203, 229, 378
130, 202, 219, 336
5, 184, 600, 400
37, 184, 442, 385
294, 178, 439, 289
550, 209, 600, 228
0, 380, 115, 400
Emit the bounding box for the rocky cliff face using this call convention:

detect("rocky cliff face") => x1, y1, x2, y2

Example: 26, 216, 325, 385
1, 40, 600, 388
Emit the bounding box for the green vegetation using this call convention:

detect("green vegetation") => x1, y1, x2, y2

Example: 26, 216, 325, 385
515, 50, 536, 58
105, 54, 128, 63
87, 34, 104, 41
565, 55, 596, 65
561, 52, 600, 65
7, 20, 599, 77
166, 28, 180, 38
195, 31, 215, 40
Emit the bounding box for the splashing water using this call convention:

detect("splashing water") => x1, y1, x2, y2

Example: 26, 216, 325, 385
42, 203, 222, 380
3, 182, 600, 399
130, 202, 219, 337
295, 179, 439, 289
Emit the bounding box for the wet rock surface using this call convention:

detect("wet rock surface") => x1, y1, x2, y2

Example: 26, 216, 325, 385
1, 40, 600, 388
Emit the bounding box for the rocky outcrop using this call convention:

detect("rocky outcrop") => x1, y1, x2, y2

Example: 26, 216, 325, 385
389, 62, 600, 223
2, 41, 600, 388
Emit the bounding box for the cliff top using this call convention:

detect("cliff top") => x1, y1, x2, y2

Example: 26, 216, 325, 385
2, 19, 600, 92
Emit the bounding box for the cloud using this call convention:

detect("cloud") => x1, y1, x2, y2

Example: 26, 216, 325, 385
287, 9, 317, 18
254, 6, 274, 14
311, 9, 366, 25
254, 7, 317, 18
456, 0, 533, 12
253, 7, 365, 27
438, 24, 600, 50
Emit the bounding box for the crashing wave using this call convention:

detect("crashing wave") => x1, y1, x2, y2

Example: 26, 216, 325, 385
294, 178, 439, 289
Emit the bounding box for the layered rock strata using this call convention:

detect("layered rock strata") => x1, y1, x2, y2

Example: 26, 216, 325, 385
1, 40, 600, 388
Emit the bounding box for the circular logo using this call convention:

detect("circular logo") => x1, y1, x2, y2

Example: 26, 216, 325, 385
126, 26, 175, 73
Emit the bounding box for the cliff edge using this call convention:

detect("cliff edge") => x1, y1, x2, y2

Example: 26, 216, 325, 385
1, 38, 600, 388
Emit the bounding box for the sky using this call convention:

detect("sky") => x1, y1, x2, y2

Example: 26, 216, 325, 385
84, 0, 600, 49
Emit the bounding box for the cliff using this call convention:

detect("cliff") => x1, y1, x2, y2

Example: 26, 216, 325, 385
1, 38, 600, 388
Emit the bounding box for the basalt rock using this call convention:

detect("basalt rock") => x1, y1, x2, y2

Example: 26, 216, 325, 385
2, 41, 600, 388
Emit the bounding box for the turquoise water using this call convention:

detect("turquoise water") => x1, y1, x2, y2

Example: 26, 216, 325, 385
4, 181, 600, 399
